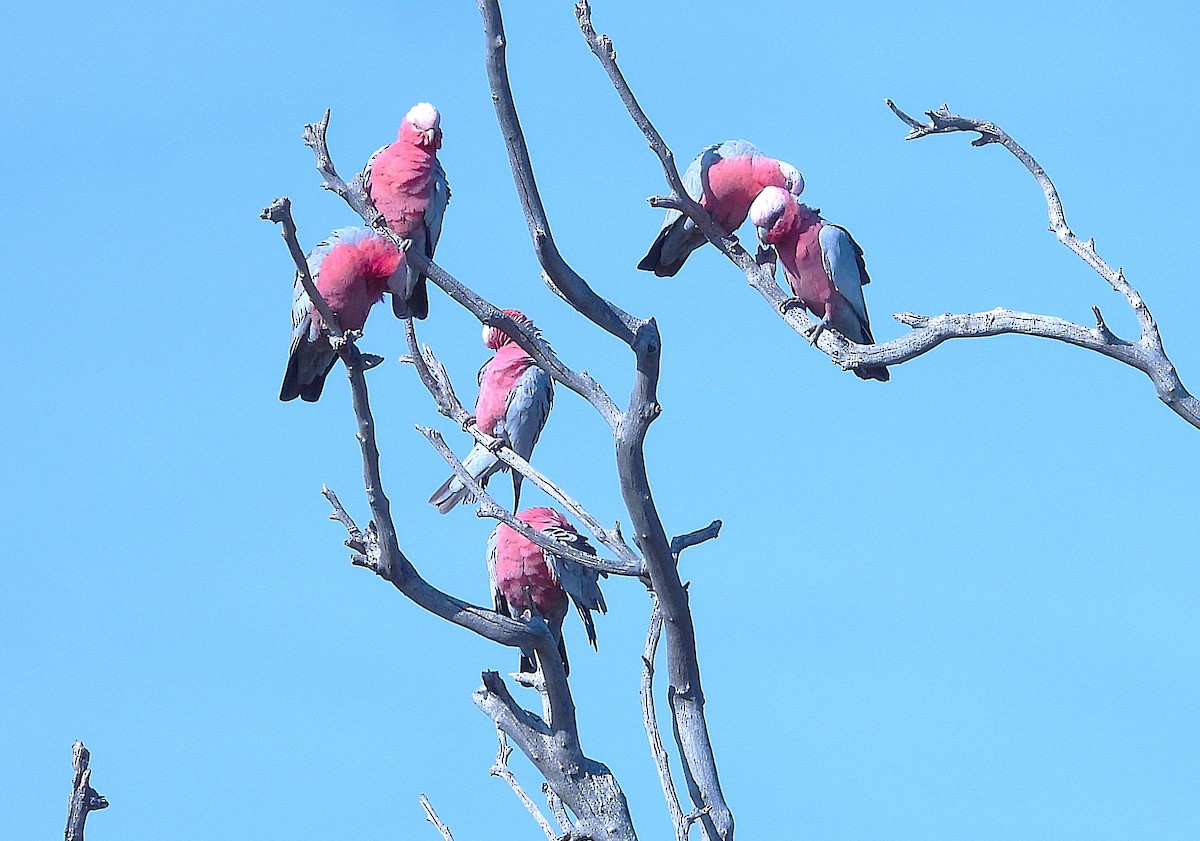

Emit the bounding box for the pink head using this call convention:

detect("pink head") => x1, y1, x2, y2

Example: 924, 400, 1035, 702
483, 309, 537, 350
749, 186, 800, 244
400, 102, 442, 149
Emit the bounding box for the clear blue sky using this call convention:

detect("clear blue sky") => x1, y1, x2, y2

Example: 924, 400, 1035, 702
4, 1, 1198, 839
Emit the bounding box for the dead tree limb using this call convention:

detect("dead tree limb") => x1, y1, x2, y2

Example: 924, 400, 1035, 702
481, 3, 732, 838
490, 730, 560, 841
419, 794, 455, 841
263, 201, 636, 841
65, 741, 108, 841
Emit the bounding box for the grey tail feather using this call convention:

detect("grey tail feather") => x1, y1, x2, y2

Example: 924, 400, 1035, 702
280, 340, 336, 402
577, 604, 598, 650
428, 476, 474, 514
519, 650, 537, 675
511, 472, 524, 513
408, 276, 429, 320
520, 636, 570, 676
637, 220, 689, 277
390, 282, 428, 321
557, 635, 570, 677
854, 365, 890, 382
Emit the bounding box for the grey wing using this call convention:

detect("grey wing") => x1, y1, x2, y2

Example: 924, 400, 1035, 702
496, 365, 553, 461
541, 526, 606, 615
655, 142, 717, 231
425, 159, 450, 255
486, 526, 508, 616
818, 224, 874, 344
361, 144, 387, 201
290, 234, 342, 341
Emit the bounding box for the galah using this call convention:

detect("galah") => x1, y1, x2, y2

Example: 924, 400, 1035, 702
280, 227, 407, 402
363, 101, 450, 320
638, 139, 803, 277
749, 186, 889, 382
429, 310, 553, 513
487, 507, 607, 676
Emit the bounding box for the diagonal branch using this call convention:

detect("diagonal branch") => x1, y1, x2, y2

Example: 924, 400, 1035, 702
65, 741, 108, 841
299, 109, 622, 429
419, 425, 632, 575
404, 327, 643, 574
490, 730, 560, 841
419, 794, 455, 841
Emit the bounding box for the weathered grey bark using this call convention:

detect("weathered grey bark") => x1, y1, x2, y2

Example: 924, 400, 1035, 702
480, 3, 733, 838
65, 741, 108, 841
419, 794, 455, 841
262, 201, 638, 841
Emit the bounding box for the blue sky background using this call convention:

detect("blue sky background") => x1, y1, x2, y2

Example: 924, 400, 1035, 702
4, 1, 1198, 838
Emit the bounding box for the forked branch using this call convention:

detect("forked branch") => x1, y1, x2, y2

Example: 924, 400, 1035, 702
65, 741, 108, 841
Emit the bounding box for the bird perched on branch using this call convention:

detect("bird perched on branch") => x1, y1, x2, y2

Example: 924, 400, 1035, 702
363, 101, 450, 320
487, 507, 607, 676
280, 227, 406, 402
429, 310, 553, 513
749, 186, 889, 381
638, 139, 803, 277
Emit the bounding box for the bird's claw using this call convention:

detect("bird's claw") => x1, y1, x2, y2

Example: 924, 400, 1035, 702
776, 296, 805, 316
805, 317, 829, 346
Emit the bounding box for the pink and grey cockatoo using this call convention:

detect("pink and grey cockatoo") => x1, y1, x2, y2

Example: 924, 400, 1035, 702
487, 507, 607, 676
280, 227, 407, 402
749, 186, 889, 382
429, 310, 553, 513
638, 139, 803, 277
363, 102, 450, 321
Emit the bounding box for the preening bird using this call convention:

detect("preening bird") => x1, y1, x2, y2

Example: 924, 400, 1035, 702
363, 102, 450, 320
429, 310, 553, 513
487, 507, 607, 676
638, 139, 803, 277
749, 186, 889, 381
280, 228, 406, 402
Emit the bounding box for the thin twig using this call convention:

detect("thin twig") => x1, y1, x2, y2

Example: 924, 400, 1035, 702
670, 521, 722, 561
260, 198, 344, 342
65, 741, 108, 841
642, 599, 688, 841
490, 730, 560, 841
419, 425, 628, 575
403, 326, 643, 573
544, 783, 575, 835
419, 794, 455, 841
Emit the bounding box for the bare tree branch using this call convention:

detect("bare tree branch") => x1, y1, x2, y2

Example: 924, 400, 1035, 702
882, 100, 1200, 428
298, 108, 624, 428
544, 784, 575, 836
670, 521, 722, 561
287, 98, 638, 841
65, 741, 108, 841
474, 671, 637, 841
419, 425, 631, 575
491, 730, 560, 841
403, 328, 644, 574
641, 599, 688, 841
260, 197, 345, 342
419, 794, 455, 841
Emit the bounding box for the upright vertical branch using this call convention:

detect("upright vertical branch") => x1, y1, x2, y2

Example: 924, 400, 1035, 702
477, 3, 733, 838
65, 741, 108, 841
